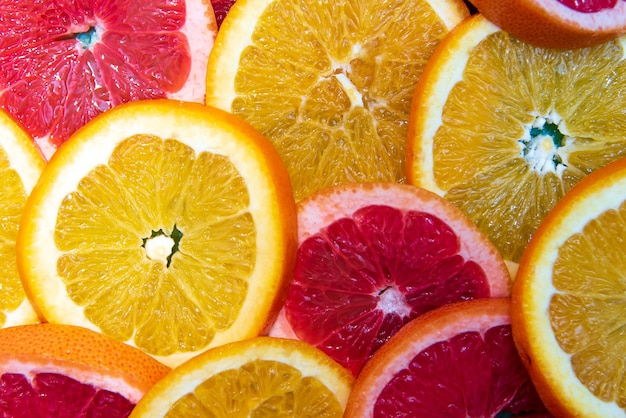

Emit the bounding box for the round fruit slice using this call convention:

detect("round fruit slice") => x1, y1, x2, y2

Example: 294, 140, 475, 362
0, 110, 45, 328
470, 0, 626, 49
129, 336, 354, 417
269, 182, 510, 376
0, 0, 217, 158
17, 99, 297, 368
205, 0, 470, 201
512, 156, 626, 417
344, 298, 550, 417
407, 14, 626, 276
0, 323, 170, 417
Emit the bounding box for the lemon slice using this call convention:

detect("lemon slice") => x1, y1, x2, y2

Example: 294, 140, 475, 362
17, 99, 297, 367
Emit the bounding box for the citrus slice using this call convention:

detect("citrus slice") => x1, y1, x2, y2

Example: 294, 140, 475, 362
211, 0, 237, 27
0, 110, 45, 328
16, 99, 297, 368
269, 182, 510, 376
407, 13, 626, 276
0, 323, 170, 416
0, 0, 217, 159
129, 336, 354, 417
511, 156, 626, 417
205, 0, 470, 201
470, 0, 626, 49
344, 298, 550, 416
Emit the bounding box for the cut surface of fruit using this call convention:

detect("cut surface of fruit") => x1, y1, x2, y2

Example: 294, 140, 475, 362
0, 0, 217, 159
211, 0, 237, 27
344, 298, 550, 417
407, 14, 626, 275
17, 99, 297, 368
0, 110, 45, 329
469, 0, 626, 49
512, 156, 626, 417
0, 323, 170, 417
206, 0, 470, 201
269, 182, 510, 376
129, 336, 354, 417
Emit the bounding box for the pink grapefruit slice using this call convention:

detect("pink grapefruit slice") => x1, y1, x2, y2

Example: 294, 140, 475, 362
269, 182, 511, 376
0, 0, 217, 159
344, 298, 550, 417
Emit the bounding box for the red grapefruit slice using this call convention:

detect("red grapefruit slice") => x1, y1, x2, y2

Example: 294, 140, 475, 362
269, 182, 511, 376
0, 0, 216, 159
344, 298, 550, 417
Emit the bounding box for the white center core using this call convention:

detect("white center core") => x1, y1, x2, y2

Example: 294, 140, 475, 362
377, 286, 411, 317
145, 235, 175, 263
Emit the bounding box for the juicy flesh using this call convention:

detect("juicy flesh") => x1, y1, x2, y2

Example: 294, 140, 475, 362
0, 373, 133, 417
551, 201, 626, 407
232, 0, 450, 201
54, 135, 256, 357
374, 326, 548, 416
557, 0, 619, 13
433, 34, 626, 263
0, 0, 192, 151
164, 360, 344, 417
285, 205, 491, 376
0, 146, 28, 327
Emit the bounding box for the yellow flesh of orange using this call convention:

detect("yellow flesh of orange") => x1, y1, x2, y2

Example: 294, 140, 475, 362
54, 135, 255, 356
164, 359, 344, 417
432, 34, 626, 263
232, 0, 450, 200
549, 201, 626, 407
0, 146, 28, 326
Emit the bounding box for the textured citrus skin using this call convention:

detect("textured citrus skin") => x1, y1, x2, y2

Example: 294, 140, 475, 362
471, 0, 626, 49
0, 323, 170, 399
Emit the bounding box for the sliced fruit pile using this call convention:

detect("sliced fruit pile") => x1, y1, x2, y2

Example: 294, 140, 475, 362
0, 0, 626, 416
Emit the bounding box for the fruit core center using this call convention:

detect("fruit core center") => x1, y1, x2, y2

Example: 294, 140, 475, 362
377, 286, 411, 317
333, 68, 364, 109
519, 114, 568, 175
557, 0, 618, 13
142, 225, 183, 267
74, 25, 101, 50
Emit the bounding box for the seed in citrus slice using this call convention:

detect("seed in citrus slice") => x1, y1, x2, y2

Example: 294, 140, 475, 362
269, 182, 511, 376
511, 156, 626, 417
0, 110, 45, 329
0, 0, 217, 159
129, 336, 354, 417
17, 99, 297, 368
407, 14, 626, 276
206, 0, 470, 201
0, 323, 170, 416
469, 0, 626, 49
344, 298, 550, 417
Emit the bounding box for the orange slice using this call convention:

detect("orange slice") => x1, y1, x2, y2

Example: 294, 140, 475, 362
512, 156, 626, 417
407, 13, 626, 276
0, 0, 217, 158
17, 99, 297, 367
269, 182, 510, 376
205, 0, 470, 201
470, 0, 626, 49
0, 110, 45, 328
345, 298, 549, 416
0, 323, 170, 416
129, 336, 354, 417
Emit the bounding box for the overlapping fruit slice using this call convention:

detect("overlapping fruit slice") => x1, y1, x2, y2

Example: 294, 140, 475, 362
17, 99, 297, 367
407, 14, 626, 275
270, 182, 510, 376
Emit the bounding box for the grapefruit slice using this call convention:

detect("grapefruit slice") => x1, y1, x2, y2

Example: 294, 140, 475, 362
344, 298, 550, 417
0, 0, 217, 159
269, 182, 511, 376
469, 0, 626, 49
0, 323, 170, 417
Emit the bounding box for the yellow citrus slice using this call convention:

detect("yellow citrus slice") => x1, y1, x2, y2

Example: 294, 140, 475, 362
206, 0, 470, 201
512, 156, 626, 417
129, 336, 354, 417
0, 110, 45, 328
17, 99, 297, 368
407, 13, 626, 276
